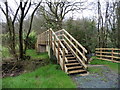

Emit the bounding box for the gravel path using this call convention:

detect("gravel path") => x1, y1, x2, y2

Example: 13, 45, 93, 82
71, 65, 119, 88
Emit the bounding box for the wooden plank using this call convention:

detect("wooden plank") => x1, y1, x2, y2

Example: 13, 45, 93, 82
97, 58, 120, 63
50, 29, 52, 47
68, 60, 77, 62
95, 51, 112, 54
96, 54, 120, 59
62, 29, 87, 53
96, 48, 120, 50
63, 39, 87, 69
67, 57, 76, 59
67, 66, 82, 69
68, 70, 86, 74
59, 55, 63, 70
113, 52, 120, 55
64, 65, 68, 73
111, 48, 113, 60
57, 40, 60, 64
63, 34, 87, 62
96, 51, 120, 55
63, 48, 65, 71
50, 29, 68, 53
53, 39, 68, 63
54, 36, 56, 54
65, 63, 80, 66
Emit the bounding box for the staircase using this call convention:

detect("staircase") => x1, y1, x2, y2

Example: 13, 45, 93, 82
36, 28, 88, 75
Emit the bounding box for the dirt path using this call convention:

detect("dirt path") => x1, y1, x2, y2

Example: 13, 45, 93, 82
71, 65, 119, 88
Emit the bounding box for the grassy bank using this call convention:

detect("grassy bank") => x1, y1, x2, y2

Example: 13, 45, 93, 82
2, 49, 76, 88
3, 64, 76, 88
89, 56, 120, 73
26, 49, 49, 59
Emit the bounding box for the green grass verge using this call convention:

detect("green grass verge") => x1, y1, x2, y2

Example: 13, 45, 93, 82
26, 49, 49, 59
2, 64, 76, 88
90, 56, 120, 73
88, 67, 106, 77
1, 47, 49, 59
0, 79, 2, 90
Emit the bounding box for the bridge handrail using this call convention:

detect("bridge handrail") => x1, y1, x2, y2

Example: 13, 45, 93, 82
55, 29, 88, 69
49, 28, 68, 54
62, 29, 87, 53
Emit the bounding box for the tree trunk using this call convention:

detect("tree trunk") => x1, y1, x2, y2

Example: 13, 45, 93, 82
117, 1, 120, 48
19, 3, 24, 60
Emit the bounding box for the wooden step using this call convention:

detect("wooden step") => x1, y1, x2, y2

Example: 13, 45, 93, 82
68, 60, 77, 62
66, 63, 80, 66
68, 70, 86, 74
67, 57, 76, 60
67, 66, 82, 70
65, 54, 73, 57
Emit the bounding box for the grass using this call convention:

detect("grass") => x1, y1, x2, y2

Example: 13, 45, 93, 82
88, 67, 103, 75
0, 79, 2, 89
2, 49, 76, 88
2, 64, 76, 88
90, 56, 120, 73
26, 49, 49, 59
1, 46, 49, 59
0, 45, 11, 58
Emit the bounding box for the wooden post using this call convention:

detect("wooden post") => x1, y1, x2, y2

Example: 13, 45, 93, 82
100, 48, 102, 59
82, 50, 85, 63
76, 43, 78, 54
49, 30, 52, 48
49, 30, 50, 46
63, 48, 65, 71
111, 48, 113, 60
57, 40, 60, 64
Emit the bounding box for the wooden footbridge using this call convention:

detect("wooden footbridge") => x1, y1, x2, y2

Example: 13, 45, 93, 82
36, 28, 88, 75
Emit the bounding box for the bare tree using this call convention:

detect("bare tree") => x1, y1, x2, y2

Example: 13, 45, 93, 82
0, 1, 19, 58
0, 0, 42, 60
116, 1, 120, 48
39, 0, 85, 30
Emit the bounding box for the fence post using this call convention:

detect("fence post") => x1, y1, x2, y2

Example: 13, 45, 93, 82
54, 35, 56, 55
100, 48, 102, 59
50, 30, 52, 48
57, 40, 60, 64
63, 48, 65, 71
111, 48, 113, 60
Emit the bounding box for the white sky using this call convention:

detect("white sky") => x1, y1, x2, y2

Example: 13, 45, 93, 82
0, 0, 119, 22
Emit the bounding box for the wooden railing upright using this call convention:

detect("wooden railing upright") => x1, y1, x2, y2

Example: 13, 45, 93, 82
55, 29, 88, 69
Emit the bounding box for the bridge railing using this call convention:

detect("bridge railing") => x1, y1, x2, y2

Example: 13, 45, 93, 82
37, 28, 88, 70
49, 28, 68, 72
55, 29, 88, 69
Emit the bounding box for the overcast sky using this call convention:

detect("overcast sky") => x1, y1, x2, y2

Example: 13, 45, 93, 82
0, 0, 119, 22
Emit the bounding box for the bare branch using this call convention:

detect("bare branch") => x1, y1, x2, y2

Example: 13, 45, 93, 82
0, 5, 6, 16
13, 5, 20, 23
23, 0, 31, 18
